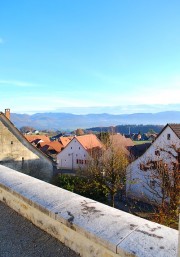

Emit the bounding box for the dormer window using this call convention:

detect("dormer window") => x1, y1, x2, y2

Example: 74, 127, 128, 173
167, 134, 171, 140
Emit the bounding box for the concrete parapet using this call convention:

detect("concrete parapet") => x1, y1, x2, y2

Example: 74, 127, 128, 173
0, 165, 178, 257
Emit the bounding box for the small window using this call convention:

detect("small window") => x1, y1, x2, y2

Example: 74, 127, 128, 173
76, 159, 79, 164
22, 157, 24, 168
150, 180, 156, 188
167, 134, 171, 140
155, 150, 160, 156
11, 141, 13, 145
140, 164, 145, 170
79, 147, 80, 150
71, 147, 72, 149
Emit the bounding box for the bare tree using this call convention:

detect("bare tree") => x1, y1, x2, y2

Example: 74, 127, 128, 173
140, 145, 180, 227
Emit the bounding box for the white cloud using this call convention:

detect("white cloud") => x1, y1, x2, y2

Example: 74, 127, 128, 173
0, 80, 37, 87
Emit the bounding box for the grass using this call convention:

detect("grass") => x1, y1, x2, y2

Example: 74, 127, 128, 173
133, 140, 151, 145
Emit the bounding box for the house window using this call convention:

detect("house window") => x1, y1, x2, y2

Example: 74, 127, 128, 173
11, 141, 13, 145
77, 159, 84, 164
155, 150, 160, 156
71, 147, 72, 149
150, 180, 156, 188
79, 147, 80, 150
140, 163, 145, 171
22, 157, 24, 168
167, 134, 171, 140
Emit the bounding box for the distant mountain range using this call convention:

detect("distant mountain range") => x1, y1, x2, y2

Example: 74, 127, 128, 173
10, 111, 180, 131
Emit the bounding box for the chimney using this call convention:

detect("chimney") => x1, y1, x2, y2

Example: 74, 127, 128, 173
5, 109, 10, 120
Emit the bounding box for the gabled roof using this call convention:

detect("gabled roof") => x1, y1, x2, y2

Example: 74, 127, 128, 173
130, 143, 152, 158
168, 124, 180, 139
153, 123, 180, 142
76, 134, 103, 150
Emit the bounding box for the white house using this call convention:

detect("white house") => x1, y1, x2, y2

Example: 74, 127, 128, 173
57, 134, 103, 170
126, 124, 180, 204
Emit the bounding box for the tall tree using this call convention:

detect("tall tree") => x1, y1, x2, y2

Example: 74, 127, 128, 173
80, 139, 129, 207
75, 128, 85, 136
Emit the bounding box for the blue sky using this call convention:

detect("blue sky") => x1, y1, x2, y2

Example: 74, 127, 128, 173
0, 0, 180, 114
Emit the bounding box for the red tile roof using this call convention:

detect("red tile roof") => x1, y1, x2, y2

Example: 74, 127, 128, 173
25, 135, 50, 143
59, 136, 73, 147
76, 134, 103, 150
40, 141, 63, 153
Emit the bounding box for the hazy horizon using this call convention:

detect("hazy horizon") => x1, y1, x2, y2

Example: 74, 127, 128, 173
9, 103, 180, 115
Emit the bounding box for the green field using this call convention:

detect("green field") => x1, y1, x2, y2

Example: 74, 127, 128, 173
133, 140, 151, 145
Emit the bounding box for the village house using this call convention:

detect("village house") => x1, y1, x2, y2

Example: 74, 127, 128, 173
126, 123, 180, 204
56, 134, 103, 170
0, 109, 53, 182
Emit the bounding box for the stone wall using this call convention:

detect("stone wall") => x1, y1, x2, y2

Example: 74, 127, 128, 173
0, 165, 178, 257
0, 116, 53, 182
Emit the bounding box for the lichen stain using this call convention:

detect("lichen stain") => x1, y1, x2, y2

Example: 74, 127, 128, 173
81, 200, 102, 216
67, 211, 76, 231
129, 224, 137, 230
136, 229, 163, 239
67, 211, 74, 224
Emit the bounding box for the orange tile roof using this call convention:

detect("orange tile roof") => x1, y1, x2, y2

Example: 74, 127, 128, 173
76, 134, 103, 150
40, 141, 63, 153
59, 136, 73, 147
25, 135, 50, 143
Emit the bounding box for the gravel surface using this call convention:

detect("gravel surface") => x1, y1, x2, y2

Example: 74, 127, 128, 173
0, 201, 79, 257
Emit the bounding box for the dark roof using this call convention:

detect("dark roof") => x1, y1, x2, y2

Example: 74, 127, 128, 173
130, 143, 152, 158
168, 124, 180, 139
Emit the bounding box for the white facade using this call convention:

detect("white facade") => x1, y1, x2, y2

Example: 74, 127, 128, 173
126, 125, 180, 204
57, 138, 91, 170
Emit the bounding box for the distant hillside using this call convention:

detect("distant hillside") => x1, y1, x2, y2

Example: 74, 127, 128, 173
10, 111, 180, 130
86, 124, 164, 134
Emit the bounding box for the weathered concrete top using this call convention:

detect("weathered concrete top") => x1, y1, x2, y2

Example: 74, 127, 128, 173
0, 165, 178, 257
0, 201, 79, 257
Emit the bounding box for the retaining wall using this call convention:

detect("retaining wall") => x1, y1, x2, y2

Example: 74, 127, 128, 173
0, 165, 178, 257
